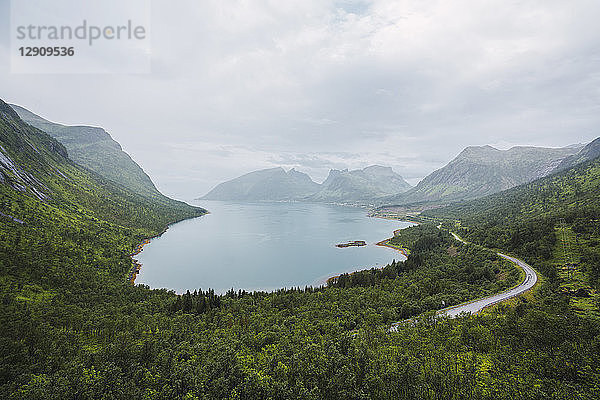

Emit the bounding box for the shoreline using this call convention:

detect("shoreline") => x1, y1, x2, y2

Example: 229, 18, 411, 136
374, 238, 409, 258
371, 215, 416, 259
322, 239, 410, 286
127, 238, 151, 285
127, 213, 207, 285
127, 235, 158, 285
368, 212, 422, 226
323, 221, 414, 286
321, 214, 415, 286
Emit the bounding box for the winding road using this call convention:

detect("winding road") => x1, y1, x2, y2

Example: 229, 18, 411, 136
389, 231, 538, 331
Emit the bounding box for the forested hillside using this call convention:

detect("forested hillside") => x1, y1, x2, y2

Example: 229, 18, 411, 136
423, 149, 600, 319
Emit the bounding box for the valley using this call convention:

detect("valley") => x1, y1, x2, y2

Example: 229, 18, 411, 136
1, 97, 600, 398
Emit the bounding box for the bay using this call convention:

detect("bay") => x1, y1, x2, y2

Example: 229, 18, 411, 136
136, 200, 413, 293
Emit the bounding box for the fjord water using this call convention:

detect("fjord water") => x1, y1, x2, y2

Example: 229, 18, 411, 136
136, 201, 413, 293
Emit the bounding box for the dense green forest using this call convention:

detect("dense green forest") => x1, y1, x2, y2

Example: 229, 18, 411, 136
424, 156, 600, 309
2, 99, 600, 399
327, 226, 522, 316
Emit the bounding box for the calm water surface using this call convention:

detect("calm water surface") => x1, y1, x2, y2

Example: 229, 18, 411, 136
136, 201, 413, 293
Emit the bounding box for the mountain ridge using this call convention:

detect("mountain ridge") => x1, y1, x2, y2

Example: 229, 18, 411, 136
424, 151, 600, 224
382, 144, 582, 206
10, 103, 164, 199
555, 137, 600, 172
308, 165, 412, 202
201, 165, 412, 203
200, 167, 321, 201
0, 98, 205, 228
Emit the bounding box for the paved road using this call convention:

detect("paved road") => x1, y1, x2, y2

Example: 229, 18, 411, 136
389, 232, 538, 331
441, 252, 537, 317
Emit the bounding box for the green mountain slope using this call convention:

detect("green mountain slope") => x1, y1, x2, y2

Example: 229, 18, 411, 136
1, 97, 204, 393
10, 104, 163, 199
384, 144, 581, 205
0, 98, 204, 235
423, 150, 600, 224
423, 145, 600, 299
555, 137, 600, 172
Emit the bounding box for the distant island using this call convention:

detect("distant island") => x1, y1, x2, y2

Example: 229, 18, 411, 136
335, 240, 367, 248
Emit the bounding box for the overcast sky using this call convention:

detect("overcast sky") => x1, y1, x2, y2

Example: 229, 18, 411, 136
1, 0, 600, 200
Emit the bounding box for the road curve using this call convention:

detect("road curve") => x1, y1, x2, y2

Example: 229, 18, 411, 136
389, 232, 538, 331
440, 252, 537, 317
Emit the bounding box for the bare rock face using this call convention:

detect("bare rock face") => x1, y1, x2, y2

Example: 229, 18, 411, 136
0, 123, 52, 201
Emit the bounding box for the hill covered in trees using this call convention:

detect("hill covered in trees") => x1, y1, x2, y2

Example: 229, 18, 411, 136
424, 148, 600, 311
423, 152, 600, 225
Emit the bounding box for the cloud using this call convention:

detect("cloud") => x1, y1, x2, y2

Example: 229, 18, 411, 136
1, 0, 599, 199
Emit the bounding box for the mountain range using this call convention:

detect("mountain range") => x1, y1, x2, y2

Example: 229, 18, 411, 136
308, 166, 412, 202
0, 98, 203, 227
201, 142, 599, 206
10, 104, 163, 199
200, 165, 412, 203
7, 100, 599, 211
382, 144, 586, 206
425, 148, 600, 224
200, 167, 320, 201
